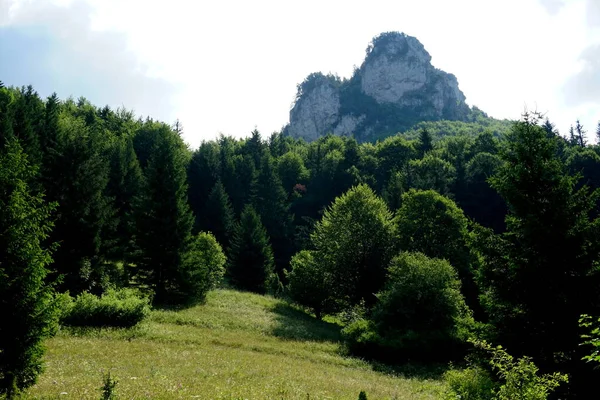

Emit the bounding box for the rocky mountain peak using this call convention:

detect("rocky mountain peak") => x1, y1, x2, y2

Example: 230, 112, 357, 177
285, 32, 472, 142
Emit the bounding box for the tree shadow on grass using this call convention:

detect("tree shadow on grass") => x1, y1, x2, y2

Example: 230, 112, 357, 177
270, 302, 342, 342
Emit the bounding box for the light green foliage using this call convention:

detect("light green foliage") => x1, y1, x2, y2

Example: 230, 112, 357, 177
286, 250, 330, 319
475, 340, 568, 400
580, 314, 600, 365
395, 190, 473, 289
310, 184, 396, 309
0, 141, 59, 397
180, 232, 226, 302
61, 288, 150, 328
443, 367, 496, 400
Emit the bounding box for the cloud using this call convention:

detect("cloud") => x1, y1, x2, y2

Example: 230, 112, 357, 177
564, 44, 600, 106
0, 0, 180, 122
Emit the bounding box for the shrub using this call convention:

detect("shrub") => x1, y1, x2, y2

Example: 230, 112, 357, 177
342, 252, 473, 362
286, 250, 331, 319
180, 232, 226, 303
475, 340, 568, 400
444, 340, 568, 400
61, 288, 150, 328
443, 367, 496, 400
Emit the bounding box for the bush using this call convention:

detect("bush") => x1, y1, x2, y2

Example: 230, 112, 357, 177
180, 232, 226, 303
342, 252, 473, 362
61, 288, 150, 328
444, 367, 496, 400
286, 250, 331, 319
444, 340, 569, 400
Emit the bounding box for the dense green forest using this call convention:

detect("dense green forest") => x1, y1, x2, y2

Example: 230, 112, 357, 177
2, 81, 600, 399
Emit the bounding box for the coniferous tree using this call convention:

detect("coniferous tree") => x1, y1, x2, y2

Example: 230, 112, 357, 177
202, 180, 235, 250
418, 127, 433, 157
0, 84, 14, 147
187, 141, 220, 232
596, 121, 600, 144
227, 205, 275, 293
477, 113, 600, 394
106, 136, 143, 263
44, 115, 115, 293
253, 153, 293, 274
134, 123, 194, 304
575, 119, 587, 147
0, 141, 59, 398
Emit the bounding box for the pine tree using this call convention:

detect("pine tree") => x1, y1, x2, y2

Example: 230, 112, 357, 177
187, 141, 220, 232
0, 141, 59, 398
227, 205, 275, 293
202, 180, 235, 250
134, 123, 194, 304
418, 127, 433, 157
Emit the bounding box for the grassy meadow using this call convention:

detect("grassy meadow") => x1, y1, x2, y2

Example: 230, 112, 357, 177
23, 290, 446, 399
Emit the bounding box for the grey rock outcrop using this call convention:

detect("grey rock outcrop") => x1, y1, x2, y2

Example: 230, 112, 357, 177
285, 32, 471, 142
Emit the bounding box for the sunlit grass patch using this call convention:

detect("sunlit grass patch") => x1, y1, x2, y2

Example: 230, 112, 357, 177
24, 289, 446, 399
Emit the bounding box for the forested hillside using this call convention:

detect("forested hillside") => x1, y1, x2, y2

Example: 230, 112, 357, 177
2, 81, 600, 399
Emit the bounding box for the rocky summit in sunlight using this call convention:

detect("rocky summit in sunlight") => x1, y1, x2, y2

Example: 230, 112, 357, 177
285, 32, 472, 142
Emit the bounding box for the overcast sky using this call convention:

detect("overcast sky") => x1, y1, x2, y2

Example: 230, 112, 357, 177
1, 0, 599, 146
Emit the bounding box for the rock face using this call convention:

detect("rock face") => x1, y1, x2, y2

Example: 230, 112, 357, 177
285, 32, 471, 142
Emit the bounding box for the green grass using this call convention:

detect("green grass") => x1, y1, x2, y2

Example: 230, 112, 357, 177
24, 289, 446, 399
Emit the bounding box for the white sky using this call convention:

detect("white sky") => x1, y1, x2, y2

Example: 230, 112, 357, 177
1, 0, 599, 145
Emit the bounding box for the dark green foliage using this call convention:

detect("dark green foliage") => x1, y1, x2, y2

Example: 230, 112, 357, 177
44, 114, 116, 293
310, 184, 396, 309
106, 136, 143, 262
476, 114, 600, 394
227, 205, 275, 293
100, 372, 118, 400
358, 391, 368, 400
0, 141, 59, 397
60, 288, 150, 328
277, 151, 309, 194
342, 252, 471, 362
134, 122, 195, 304
418, 127, 433, 157
187, 141, 220, 232
202, 180, 235, 249
253, 153, 293, 274
409, 154, 455, 195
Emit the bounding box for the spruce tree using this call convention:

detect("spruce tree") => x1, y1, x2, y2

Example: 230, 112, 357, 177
227, 205, 275, 293
106, 136, 143, 262
253, 153, 293, 274
44, 114, 115, 293
0, 141, 59, 398
478, 113, 600, 393
134, 123, 194, 304
202, 180, 235, 250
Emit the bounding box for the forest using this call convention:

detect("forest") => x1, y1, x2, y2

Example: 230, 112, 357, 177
2, 81, 600, 399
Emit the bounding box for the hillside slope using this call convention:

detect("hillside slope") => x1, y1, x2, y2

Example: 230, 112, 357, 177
25, 290, 445, 399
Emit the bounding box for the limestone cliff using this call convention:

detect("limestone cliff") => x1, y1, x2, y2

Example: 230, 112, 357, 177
285, 32, 472, 142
